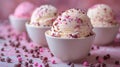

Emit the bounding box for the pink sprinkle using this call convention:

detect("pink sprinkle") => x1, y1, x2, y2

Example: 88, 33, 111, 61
22, 32, 26, 37
30, 44, 34, 47
51, 18, 55, 22
83, 61, 89, 66
39, 48, 43, 52
66, 16, 70, 19
51, 60, 56, 64
34, 62, 38, 66
17, 57, 22, 61
38, 64, 42, 67
98, 58, 104, 63
77, 18, 81, 23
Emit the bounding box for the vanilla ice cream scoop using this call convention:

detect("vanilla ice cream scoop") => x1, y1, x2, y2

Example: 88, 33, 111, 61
87, 4, 117, 27
49, 9, 93, 38
30, 5, 57, 27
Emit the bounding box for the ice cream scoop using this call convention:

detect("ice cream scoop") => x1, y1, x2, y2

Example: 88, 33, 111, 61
49, 9, 93, 38
87, 4, 119, 45
87, 4, 117, 27
9, 1, 36, 33
14, 1, 36, 18
26, 5, 57, 47
29, 5, 57, 27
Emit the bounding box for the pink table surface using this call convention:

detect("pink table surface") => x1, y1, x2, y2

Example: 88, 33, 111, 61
0, 20, 120, 67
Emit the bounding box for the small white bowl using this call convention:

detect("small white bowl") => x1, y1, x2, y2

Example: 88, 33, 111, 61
9, 15, 29, 33
26, 23, 50, 47
93, 25, 119, 45
45, 31, 95, 62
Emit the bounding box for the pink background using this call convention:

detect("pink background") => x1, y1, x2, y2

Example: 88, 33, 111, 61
0, 0, 120, 20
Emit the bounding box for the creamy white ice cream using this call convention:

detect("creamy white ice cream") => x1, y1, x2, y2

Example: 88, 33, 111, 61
48, 9, 93, 38
30, 5, 57, 27
87, 4, 117, 27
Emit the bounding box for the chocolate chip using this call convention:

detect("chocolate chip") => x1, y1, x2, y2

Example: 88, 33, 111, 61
88, 53, 91, 56
25, 62, 28, 66
91, 47, 94, 50
103, 54, 111, 60
106, 54, 110, 59
30, 49, 34, 53
4, 43, 7, 46
39, 46, 42, 49
0, 36, 5, 39
25, 55, 28, 57
22, 46, 26, 50
32, 54, 35, 58
96, 56, 99, 60
24, 49, 28, 52
67, 62, 72, 65
97, 46, 100, 49
115, 61, 119, 65
29, 59, 33, 64
14, 63, 21, 67
6, 57, 12, 63
9, 40, 12, 43
40, 56, 43, 60
37, 52, 40, 55
1, 58, 5, 62
90, 64, 94, 67
16, 42, 20, 47
1, 48, 4, 51
34, 49, 38, 52
1, 53, 4, 56
17, 55, 21, 57
16, 50, 20, 53
102, 63, 106, 67
43, 57, 48, 61
103, 56, 108, 60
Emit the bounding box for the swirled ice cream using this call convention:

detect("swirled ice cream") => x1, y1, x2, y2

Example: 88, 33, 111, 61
29, 5, 57, 27
48, 9, 93, 38
87, 4, 117, 27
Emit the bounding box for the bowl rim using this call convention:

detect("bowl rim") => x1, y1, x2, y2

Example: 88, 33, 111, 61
45, 30, 95, 40
93, 24, 120, 29
25, 22, 51, 29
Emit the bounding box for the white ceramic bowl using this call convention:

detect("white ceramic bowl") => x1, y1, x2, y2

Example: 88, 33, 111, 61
26, 23, 50, 47
45, 31, 95, 62
9, 15, 29, 33
93, 25, 119, 45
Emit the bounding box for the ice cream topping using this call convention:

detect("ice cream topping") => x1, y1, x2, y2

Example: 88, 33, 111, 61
87, 4, 117, 27
30, 5, 57, 27
48, 9, 93, 38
